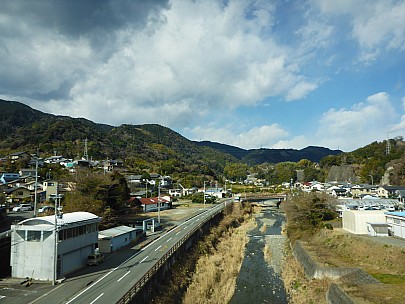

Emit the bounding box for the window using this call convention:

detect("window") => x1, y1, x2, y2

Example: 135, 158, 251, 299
27, 231, 41, 242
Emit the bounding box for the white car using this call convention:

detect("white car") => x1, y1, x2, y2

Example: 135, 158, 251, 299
12, 204, 32, 212
38, 206, 55, 213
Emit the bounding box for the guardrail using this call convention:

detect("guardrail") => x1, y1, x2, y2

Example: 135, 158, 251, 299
116, 202, 229, 304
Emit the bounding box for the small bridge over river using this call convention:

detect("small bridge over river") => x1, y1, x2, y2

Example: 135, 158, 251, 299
242, 194, 287, 208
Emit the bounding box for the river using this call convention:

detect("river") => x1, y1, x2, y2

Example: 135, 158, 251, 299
229, 203, 288, 303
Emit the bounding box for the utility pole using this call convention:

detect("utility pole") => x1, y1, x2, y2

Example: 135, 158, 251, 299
158, 178, 161, 223
52, 181, 59, 286
33, 153, 38, 217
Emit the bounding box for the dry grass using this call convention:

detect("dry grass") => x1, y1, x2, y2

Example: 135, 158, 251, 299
182, 216, 256, 304
301, 228, 405, 303
282, 249, 330, 304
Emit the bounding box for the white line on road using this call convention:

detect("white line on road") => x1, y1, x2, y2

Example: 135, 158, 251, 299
183, 226, 188, 230
166, 237, 172, 242
140, 256, 148, 264
176, 231, 180, 236
155, 245, 162, 251
117, 271, 131, 282
66, 268, 117, 304
89, 293, 104, 304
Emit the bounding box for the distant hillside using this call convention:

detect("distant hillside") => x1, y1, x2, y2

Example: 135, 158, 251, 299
0, 99, 341, 173
195, 141, 249, 159
0, 99, 236, 177
196, 141, 342, 164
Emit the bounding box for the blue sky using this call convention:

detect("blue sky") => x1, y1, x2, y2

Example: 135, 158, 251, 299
1, 0, 405, 152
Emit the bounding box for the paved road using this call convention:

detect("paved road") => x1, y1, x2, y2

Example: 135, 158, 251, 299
0, 202, 227, 304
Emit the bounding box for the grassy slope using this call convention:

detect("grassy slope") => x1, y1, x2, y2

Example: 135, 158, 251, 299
299, 229, 405, 304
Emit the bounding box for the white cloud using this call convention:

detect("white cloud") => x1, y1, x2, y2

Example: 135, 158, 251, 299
1, 0, 318, 127
314, 0, 405, 53
315, 92, 396, 151
390, 96, 405, 133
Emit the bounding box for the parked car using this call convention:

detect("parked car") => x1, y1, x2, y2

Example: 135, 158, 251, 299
12, 204, 33, 212
38, 206, 55, 213
87, 253, 104, 266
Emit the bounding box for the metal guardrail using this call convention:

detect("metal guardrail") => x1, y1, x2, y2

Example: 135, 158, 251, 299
116, 202, 229, 304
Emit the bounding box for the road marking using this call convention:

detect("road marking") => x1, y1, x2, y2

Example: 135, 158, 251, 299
155, 245, 162, 251
140, 256, 148, 264
66, 268, 117, 304
166, 237, 172, 242
183, 226, 188, 230
117, 271, 130, 282
0, 295, 5, 299
176, 231, 181, 236
89, 293, 104, 304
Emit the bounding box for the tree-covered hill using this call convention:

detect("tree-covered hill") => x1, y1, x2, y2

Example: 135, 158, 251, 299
196, 141, 342, 165
0, 99, 236, 178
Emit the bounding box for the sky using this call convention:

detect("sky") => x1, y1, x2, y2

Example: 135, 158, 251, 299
1, 0, 405, 152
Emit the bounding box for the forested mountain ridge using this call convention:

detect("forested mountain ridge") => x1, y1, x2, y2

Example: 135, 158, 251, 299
3, 98, 402, 186
196, 141, 342, 164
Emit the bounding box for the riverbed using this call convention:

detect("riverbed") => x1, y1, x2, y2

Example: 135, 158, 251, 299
229, 205, 288, 303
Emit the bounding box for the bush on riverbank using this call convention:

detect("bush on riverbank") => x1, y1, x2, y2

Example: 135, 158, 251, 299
283, 192, 337, 243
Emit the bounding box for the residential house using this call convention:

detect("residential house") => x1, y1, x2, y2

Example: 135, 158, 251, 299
377, 186, 405, 198
3, 186, 31, 204
350, 184, 377, 198
9, 152, 31, 164
19, 168, 36, 177
0, 173, 20, 185
139, 197, 171, 212
42, 179, 59, 201
44, 155, 67, 164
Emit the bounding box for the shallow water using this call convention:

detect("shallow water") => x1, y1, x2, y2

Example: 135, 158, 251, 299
229, 206, 288, 304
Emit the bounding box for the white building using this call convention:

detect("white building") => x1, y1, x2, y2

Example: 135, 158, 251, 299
385, 212, 405, 239
342, 210, 386, 234
98, 226, 143, 253
10, 212, 101, 281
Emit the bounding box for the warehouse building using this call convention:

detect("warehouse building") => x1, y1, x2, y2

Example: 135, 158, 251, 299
98, 225, 144, 253
10, 212, 101, 281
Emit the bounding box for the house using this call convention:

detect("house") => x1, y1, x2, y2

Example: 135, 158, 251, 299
342, 210, 387, 234
330, 188, 349, 197
42, 179, 59, 201
9, 152, 31, 163
44, 155, 67, 164
0, 173, 20, 185
10, 212, 101, 281
19, 168, 37, 177
385, 212, 405, 240
169, 188, 182, 197
98, 226, 144, 253
3, 186, 31, 204
139, 197, 171, 212
377, 186, 405, 198
350, 184, 377, 197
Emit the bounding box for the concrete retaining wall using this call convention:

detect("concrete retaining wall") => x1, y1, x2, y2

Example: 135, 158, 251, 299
292, 241, 380, 304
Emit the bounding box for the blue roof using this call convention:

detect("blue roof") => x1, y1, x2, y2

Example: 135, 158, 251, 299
385, 212, 405, 217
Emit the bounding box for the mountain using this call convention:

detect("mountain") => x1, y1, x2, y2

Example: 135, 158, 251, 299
195, 141, 342, 164
0, 99, 341, 170
0, 99, 236, 177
